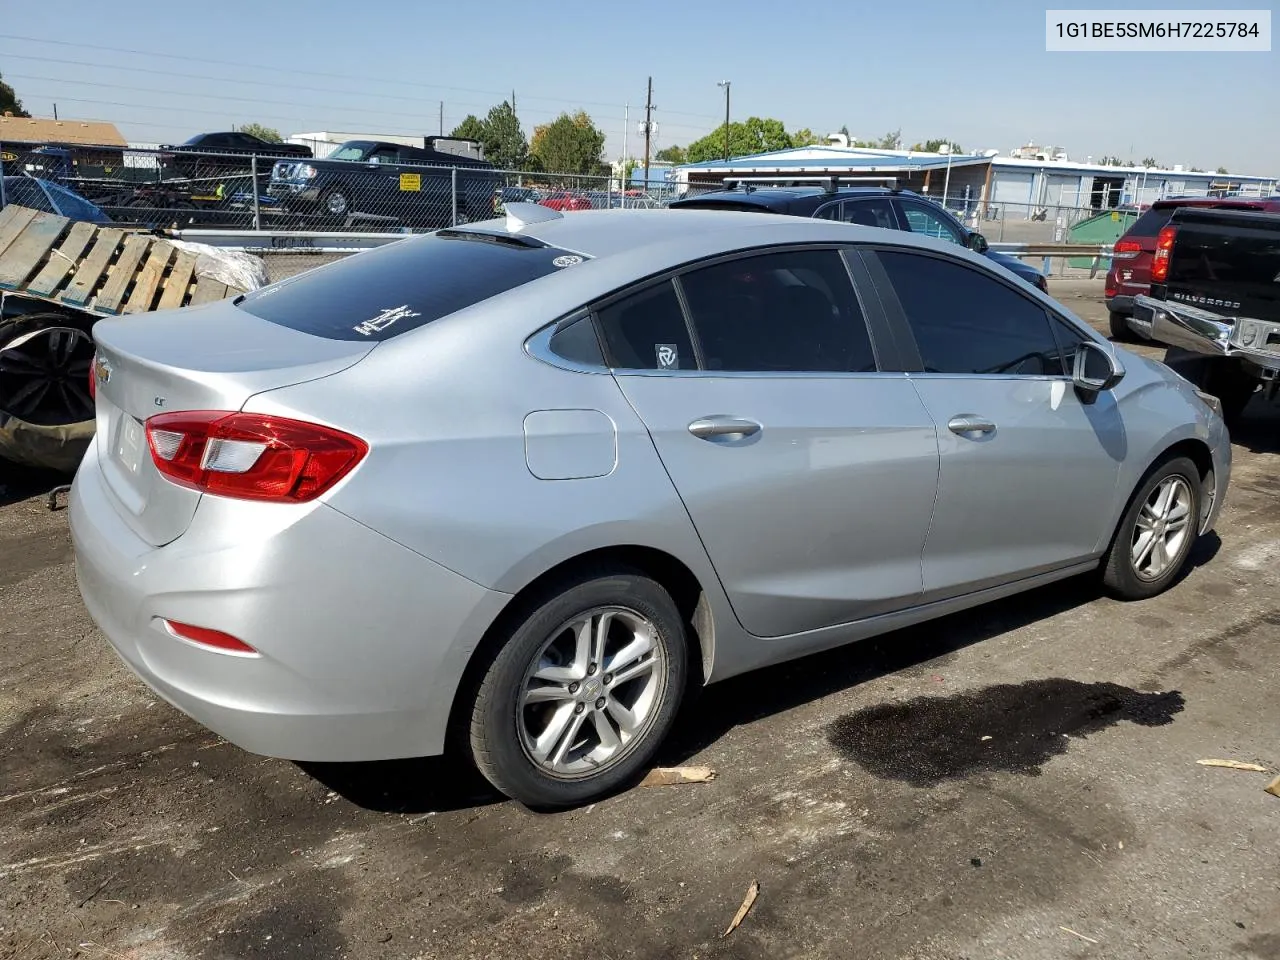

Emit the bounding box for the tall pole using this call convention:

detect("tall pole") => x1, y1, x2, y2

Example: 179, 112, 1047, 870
718, 81, 731, 162
623, 103, 629, 191
643, 77, 653, 190
942, 144, 953, 207
439, 101, 443, 136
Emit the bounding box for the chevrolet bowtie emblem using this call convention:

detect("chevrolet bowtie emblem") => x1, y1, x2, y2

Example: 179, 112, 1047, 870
94, 354, 112, 385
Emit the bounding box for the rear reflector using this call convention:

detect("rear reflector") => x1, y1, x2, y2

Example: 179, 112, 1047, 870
162, 619, 257, 654
145, 411, 367, 503
1151, 225, 1176, 283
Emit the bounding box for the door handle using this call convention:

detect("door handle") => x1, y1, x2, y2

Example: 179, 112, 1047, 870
688, 416, 762, 443
947, 415, 996, 436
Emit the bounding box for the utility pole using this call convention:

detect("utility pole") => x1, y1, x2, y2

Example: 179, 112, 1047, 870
623, 103, 629, 191
439, 101, 443, 136
643, 77, 653, 188
717, 81, 731, 162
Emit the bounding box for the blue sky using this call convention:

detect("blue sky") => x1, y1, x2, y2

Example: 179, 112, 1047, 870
2, 0, 1276, 174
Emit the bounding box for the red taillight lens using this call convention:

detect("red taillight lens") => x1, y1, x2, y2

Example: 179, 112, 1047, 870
145, 411, 367, 503
1151, 225, 1176, 282
1113, 238, 1142, 258
88, 351, 97, 400
163, 619, 257, 654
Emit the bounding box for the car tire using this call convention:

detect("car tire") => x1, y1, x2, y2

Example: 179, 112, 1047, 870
468, 568, 689, 809
1108, 311, 1132, 341
1101, 455, 1203, 601
321, 188, 350, 219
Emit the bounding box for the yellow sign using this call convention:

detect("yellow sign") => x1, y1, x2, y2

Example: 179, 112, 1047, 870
0, 151, 15, 162
1111, 211, 1120, 221
400, 173, 421, 192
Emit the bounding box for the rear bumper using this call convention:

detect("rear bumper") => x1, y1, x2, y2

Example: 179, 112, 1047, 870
68, 442, 511, 762
1133, 295, 1280, 371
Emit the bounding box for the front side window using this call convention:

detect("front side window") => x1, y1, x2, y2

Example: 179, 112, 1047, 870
878, 250, 1065, 376
898, 200, 964, 245
678, 249, 876, 373
595, 281, 696, 371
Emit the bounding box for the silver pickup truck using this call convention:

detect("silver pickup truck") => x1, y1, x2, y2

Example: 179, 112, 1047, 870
1130, 205, 1280, 426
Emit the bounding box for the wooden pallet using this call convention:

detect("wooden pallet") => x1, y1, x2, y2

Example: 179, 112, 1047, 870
0, 204, 241, 316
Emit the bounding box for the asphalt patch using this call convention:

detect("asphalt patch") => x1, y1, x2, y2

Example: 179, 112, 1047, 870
827, 678, 1184, 786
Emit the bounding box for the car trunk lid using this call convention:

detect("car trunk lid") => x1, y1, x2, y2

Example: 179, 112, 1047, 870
89, 300, 375, 546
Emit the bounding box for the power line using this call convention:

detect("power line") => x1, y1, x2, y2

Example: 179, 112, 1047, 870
0, 34, 723, 122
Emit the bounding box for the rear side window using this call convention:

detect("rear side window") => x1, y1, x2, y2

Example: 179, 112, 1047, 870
679, 249, 876, 373
235, 233, 585, 341
596, 281, 696, 370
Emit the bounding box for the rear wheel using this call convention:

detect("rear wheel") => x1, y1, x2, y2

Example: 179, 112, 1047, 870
468, 568, 688, 809
0, 313, 95, 427
1101, 455, 1203, 600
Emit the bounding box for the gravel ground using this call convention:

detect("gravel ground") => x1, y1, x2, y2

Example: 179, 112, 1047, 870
1, 279, 1277, 960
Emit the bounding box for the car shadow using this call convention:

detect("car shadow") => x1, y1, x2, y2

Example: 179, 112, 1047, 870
1222, 404, 1280, 455
298, 755, 506, 815
658, 548, 1218, 767
0, 465, 71, 509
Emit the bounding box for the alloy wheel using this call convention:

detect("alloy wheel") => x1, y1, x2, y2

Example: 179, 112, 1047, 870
1131, 475, 1193, 581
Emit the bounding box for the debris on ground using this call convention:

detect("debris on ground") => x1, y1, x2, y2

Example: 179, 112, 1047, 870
1060, 926, 1100, 945
640, 766, 717, 787
722, 880, 760, 938
1265, 776, 1280, 799
1196, 759, 1270, 773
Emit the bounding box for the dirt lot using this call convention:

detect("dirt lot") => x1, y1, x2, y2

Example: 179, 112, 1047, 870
2, 278, 1277, 960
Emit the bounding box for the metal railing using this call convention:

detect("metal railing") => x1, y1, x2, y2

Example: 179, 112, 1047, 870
0, 142, 681, 234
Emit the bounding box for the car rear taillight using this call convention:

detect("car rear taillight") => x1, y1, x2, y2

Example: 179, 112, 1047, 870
1151, 225, 1176, 282
1113, 238, 1142, 259
162, 619, 257, 654
145, 411, 367, 503
88, 351, 97, 401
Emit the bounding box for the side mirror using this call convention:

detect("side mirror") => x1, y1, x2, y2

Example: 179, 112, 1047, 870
1073, 340, 1125, 401
967, 232, 990, 254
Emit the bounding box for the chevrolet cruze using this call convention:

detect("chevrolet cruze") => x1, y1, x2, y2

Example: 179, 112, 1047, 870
70, 204, 1230, 808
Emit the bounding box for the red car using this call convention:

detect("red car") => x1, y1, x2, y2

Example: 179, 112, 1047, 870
1106, 195, 1280, 339
540, 191, 591, 212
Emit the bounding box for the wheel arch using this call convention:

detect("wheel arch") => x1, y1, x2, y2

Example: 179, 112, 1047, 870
1103, 434, 1217, 557
445, 544, 716, 752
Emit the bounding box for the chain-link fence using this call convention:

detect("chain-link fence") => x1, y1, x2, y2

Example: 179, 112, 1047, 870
0, 142, 684, 234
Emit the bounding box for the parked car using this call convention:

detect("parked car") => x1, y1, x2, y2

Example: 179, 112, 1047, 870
541, 191, 592, 212
1, 174, 112, 223
158, 132, 312, 179
670, 184, 1049, 292
1104, 196, 1280, 340
70, 205, 1229, 809
1130, 205, 1280, 424
495, 186, 542, 213
267, 139, 498, 229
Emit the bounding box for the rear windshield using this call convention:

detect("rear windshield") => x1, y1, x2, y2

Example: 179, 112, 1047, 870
235, 232, 588, 341
1125, 206, 1176, 237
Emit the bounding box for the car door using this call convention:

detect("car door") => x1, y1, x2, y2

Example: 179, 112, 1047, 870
599, 246, 940, 639
866, 246, 1124, 600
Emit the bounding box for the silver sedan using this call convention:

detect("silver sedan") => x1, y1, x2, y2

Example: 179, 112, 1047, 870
69, 205, 1231, 808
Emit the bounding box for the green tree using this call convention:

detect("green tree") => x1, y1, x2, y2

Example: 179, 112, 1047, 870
655, 145, 687, 164
1216, 165, 1229, 174
839, 124, 851, 139
877, 129, 902, 149
0, 74, 29, 118
790, 127, 823, 147
530, 110, 607, 175
238, 123, 282, 143
450, 115, 487, 142
685, 117, 793, 162
909, 138, 963, 154
1141, 156, 1158, 168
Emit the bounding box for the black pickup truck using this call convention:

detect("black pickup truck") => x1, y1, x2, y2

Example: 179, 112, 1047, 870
1131, 206, 1280, 425
158, 132, 313, 179
267, 138, 498, 230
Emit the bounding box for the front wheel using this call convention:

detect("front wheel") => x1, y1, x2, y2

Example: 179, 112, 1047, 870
1101, 456, 1203, 600
468, 569, 688, 809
